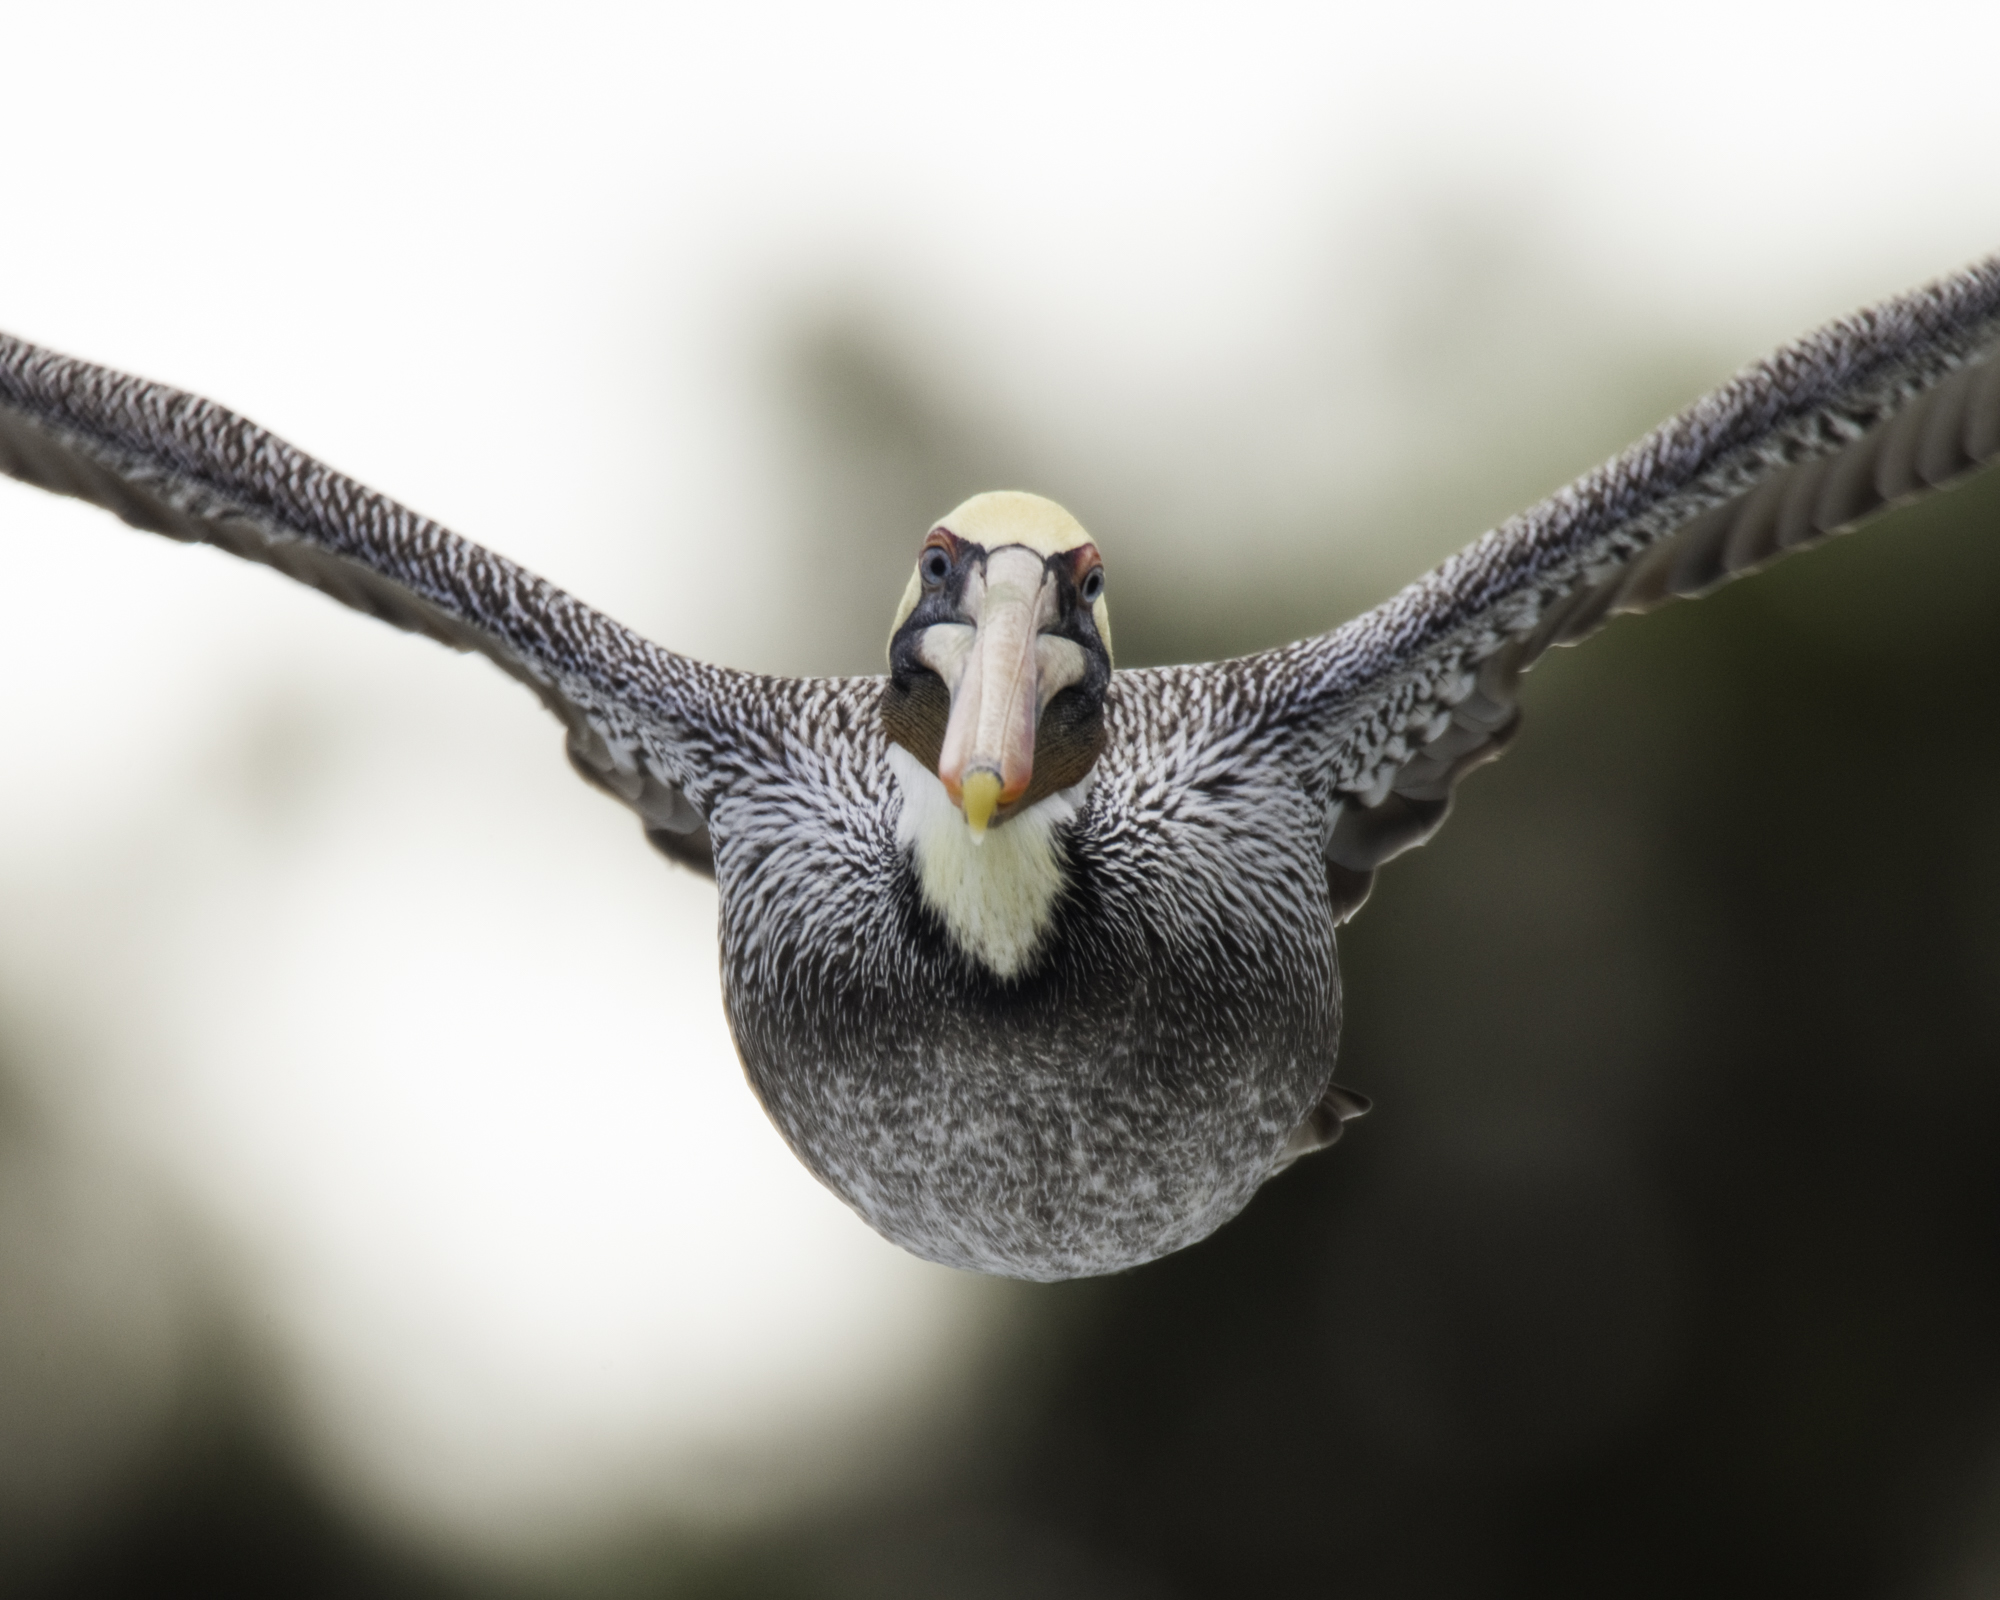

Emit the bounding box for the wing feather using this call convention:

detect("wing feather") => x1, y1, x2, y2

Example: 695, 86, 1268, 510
0, 330, 745, 875
1240, 253, 2000, 919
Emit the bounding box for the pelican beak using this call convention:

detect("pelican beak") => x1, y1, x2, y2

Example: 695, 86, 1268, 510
921, 546, 1078, 841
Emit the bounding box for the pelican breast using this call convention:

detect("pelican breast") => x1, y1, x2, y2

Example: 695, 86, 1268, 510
713, 671, 1340, 1279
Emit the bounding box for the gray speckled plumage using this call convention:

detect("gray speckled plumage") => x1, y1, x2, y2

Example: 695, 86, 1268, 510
3, 251, 1998, 1278
718, 670, 1332, 1277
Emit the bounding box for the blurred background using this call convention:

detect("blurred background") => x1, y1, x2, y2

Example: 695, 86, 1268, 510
2, 3, 2000, 1594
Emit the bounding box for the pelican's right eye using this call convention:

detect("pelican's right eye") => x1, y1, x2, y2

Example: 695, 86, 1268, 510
920, 547, 952, 585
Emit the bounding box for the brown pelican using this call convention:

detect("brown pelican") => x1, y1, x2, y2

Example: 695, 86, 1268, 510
2, 255, 1997, 1279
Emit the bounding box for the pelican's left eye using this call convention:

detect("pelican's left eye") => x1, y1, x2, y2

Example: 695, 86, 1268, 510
1080, 567, 1104, 604
921, 547, 952, 585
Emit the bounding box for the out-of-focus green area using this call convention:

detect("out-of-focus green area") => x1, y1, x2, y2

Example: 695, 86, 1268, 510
6, 234, 2000, 1597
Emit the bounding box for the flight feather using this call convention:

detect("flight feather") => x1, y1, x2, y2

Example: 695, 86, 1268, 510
1233, 253, 2000, 915
0, 329, 745, 872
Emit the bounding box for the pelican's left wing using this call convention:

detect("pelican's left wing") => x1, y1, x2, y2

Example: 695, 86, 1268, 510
1238, 253, 2000, 920
0, 330, 750, 875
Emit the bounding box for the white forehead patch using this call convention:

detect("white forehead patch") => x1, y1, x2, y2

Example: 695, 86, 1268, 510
939, 491, 1093, 557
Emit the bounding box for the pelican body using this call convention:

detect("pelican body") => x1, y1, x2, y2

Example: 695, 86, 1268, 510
4, 256, 2000, 1277
728, 609, 1334, 1275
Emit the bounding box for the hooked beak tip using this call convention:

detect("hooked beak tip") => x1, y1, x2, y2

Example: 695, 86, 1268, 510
961, 770, 1002, 840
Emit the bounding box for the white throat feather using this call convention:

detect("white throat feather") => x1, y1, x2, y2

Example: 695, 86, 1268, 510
887, 743, 1086, 980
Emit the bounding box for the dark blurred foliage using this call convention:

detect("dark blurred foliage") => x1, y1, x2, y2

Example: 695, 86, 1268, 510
8, 236, 2000, 1597
6, 1405, 461, 1600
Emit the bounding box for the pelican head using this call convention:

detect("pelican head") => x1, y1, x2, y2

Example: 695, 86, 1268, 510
883, 492, 1114, 839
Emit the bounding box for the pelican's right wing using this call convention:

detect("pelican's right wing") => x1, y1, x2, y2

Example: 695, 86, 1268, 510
1241, 252, 2000, 919
0, 329, 753, 875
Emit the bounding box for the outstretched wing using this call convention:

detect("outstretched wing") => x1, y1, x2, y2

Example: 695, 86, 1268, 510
1239, 253, 2000, 920
0, 330, 750, 875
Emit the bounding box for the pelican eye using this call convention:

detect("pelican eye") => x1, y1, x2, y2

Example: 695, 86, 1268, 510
920, 547, 952, 585
1079, 567, 1104, 604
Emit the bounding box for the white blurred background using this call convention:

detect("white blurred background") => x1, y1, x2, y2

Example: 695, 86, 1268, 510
1, 0, 1998, 1583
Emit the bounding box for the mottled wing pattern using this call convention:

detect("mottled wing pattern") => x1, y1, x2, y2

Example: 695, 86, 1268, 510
0, 330, 766, 875
1232, 253, 2000, 919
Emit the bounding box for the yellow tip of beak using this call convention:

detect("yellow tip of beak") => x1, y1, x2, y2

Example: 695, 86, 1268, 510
961, 770, 1002, 841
